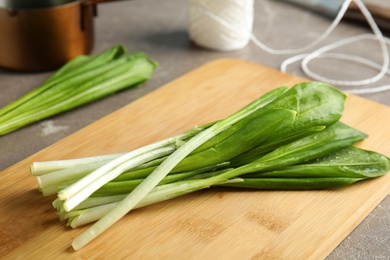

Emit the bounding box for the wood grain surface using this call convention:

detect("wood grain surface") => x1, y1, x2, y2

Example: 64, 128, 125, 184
1, 59, 389, 259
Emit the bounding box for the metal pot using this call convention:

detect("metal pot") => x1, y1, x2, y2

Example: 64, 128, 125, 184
0, 0, 113, 71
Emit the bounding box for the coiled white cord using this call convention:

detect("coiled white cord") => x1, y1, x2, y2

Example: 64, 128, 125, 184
188, 0, 254, 51
188, 0, 390, 94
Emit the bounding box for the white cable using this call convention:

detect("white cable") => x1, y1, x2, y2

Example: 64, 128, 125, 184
187, 0, 390, 94
301, 35, 389, 86
250, 0, 352, 55
298, 0, 389, 91
282, 50, 390, 94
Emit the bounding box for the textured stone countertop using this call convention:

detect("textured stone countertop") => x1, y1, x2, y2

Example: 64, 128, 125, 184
1, 0, 389, 258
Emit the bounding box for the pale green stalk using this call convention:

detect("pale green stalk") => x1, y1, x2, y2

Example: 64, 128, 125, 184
69, 203, 118, 228
62, 145, 177, 212
56, 126, 203, 202
31, 153, 124, 176
60, 163, 230, 212
72, 195, 128, 211
37, 163, 109, 195
68, 176, 241, 228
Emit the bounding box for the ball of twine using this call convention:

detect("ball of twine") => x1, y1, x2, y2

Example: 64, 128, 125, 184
187, 0, 254, 51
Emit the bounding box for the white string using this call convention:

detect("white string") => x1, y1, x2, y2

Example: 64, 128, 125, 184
187, 0, 390, 94
250, 0, 351, 55
282, 49, 390, 94
300, 34, 390, 87
296, 0, 390, 93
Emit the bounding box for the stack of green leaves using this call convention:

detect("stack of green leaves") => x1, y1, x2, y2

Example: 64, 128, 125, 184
30, 81, 390, 250
0, 45, 157, 136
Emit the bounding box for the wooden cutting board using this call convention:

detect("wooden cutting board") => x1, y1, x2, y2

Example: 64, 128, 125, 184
1, 59, 390, 259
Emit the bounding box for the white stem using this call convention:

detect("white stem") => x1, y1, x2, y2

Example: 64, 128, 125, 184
70, 203, 118, 228
73, 194, 127, 211
31, 153, 124, 176
41, 179, 78, 196
57, 136, 184, 201
38, 163, 106, 194
71, 127, 219, 250
62, 146, 176, 212
69, 177, 244, 228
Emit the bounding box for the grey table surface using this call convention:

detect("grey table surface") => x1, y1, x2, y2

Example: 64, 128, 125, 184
1, 0, 389, 258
